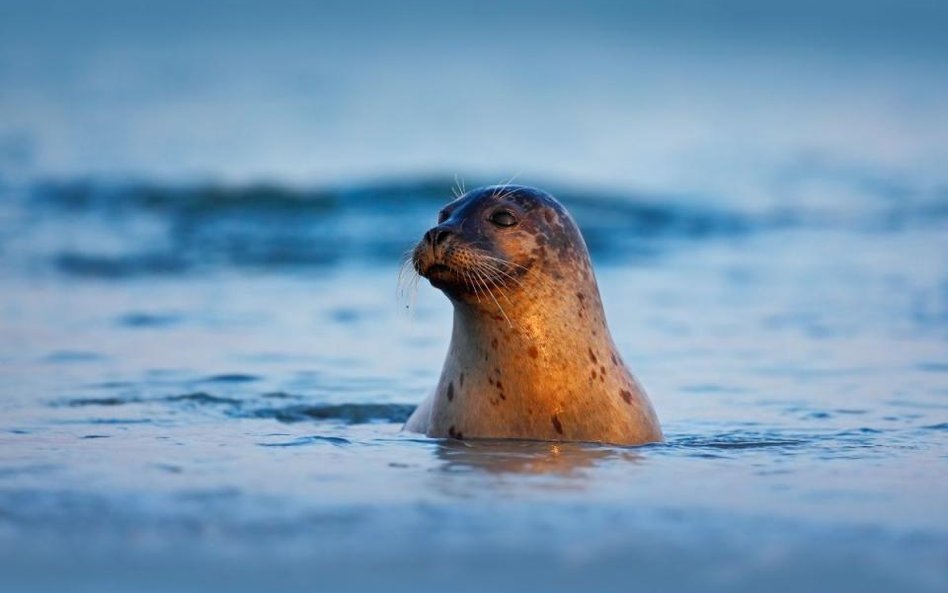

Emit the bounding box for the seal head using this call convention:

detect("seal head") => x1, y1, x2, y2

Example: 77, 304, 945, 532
405, 185, 662, 445
412, 185, 580, 304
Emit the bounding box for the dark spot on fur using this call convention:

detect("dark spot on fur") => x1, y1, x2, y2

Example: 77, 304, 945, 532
459, 373, 465, 387
576, 292, 585, 305
588, 348, 597, 363
611, 352, 618, 366
496, 381, 503, 391
528, 346, 539, 359
446, 382, 454, 402
488, 378, 495, 386
620, 389, 633, 404
491, 338, 498, 350
551, 414, 563, 435
543, 209, 555, 224
494, 367, 501, 375
448, 425, 463, 440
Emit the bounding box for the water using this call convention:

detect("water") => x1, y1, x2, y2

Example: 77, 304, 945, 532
2, 1, 948, 591
0, 177, 946, 592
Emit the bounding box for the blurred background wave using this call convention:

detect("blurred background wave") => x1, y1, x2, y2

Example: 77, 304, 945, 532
2, 0, 946, 280
1, 0, 946, 204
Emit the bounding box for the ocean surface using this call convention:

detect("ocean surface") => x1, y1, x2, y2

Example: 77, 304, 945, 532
0, 176, 946, 592
2, 1, 948, 591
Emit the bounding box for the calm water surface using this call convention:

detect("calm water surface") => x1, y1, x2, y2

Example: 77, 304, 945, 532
0, 180, 946, 592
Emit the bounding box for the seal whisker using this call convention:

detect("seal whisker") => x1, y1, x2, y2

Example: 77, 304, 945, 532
495, 186, 517, 202
472, 264, 523, 300
475, 253, 530, 273
474, 259, 524, 287
469, 261, 507, 297
468, 270, 482, 303
472, 265, 514, 328
396, 253, 410, 288
470, 266, 492, 308
453, 174, 466, 198
494, 173, 521, 195
473, 261, 516, 307
491, 173, 522, 201
464, 268, 484, 304
397, 253, 421, 314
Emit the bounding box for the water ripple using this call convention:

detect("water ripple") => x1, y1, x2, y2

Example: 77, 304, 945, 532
56, 392, 417, 425
239, 403, 416, 425
258, 435, 352, 447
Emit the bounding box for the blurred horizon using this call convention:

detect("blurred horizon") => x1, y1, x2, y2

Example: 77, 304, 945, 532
2, 0, 947, 209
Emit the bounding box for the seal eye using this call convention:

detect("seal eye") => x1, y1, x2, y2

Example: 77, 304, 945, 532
490, 210, 517, 228
437, 210, 449, 224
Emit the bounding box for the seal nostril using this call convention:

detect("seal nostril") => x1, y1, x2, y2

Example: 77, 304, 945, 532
425, 227, 452, 246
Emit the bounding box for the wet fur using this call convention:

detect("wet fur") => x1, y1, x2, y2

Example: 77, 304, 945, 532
405, 185, 662, 445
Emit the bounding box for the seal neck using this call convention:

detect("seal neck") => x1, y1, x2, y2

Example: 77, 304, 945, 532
448, 270, 614, 368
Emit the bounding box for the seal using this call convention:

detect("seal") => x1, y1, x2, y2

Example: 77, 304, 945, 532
404, 185, 662, 445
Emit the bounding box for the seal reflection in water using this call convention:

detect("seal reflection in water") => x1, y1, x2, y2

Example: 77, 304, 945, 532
404, 185, 662, 445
